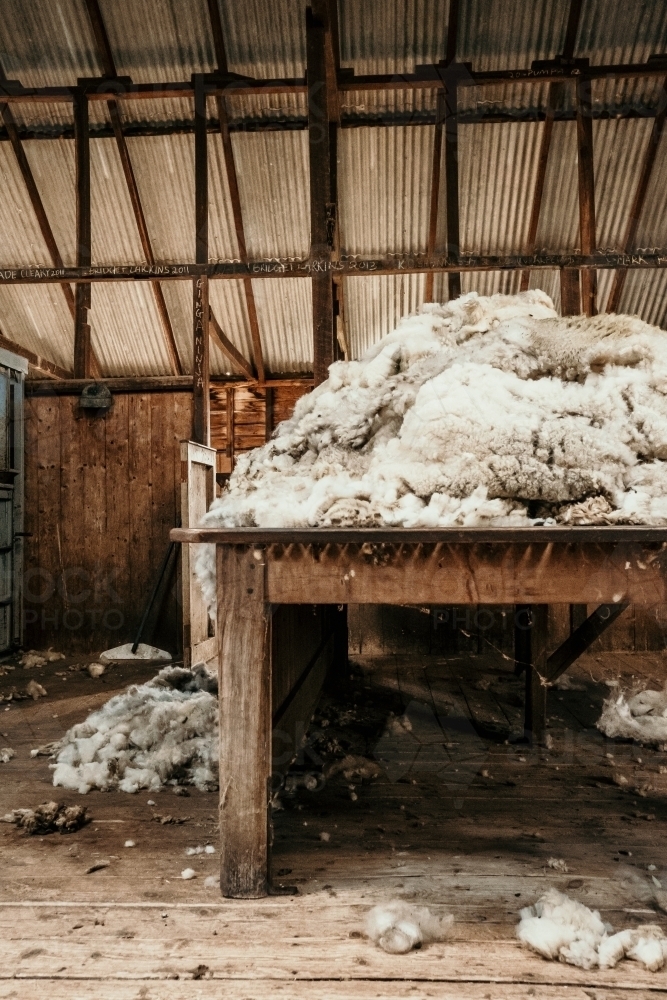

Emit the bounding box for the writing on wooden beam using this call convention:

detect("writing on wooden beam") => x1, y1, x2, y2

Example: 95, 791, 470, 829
0, 252, 667, 285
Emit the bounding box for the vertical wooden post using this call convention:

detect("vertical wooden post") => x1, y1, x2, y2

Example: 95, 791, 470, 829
264, 386, 273, 442
521, 604, 549, 745
444, 70, 461, 300
226, 387, 235, 468
576, 73, 596, 316
217, 543, 271, 898
193, 74, 210, 445
74, 87, 92, 378
307, 5, 335, 385
561, 268, 581, 315
424, 89, 445, 303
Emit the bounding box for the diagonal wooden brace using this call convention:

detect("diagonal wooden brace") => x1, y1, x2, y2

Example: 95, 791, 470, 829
546, 602, 630, 683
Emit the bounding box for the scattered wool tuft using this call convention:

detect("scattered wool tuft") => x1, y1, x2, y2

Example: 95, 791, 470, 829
87, 662, 106, 679
326, 754, 382, 782
0, 747, 14, 763
124, 840, 135, 848
51, 665, 219, 794
517, 890, 667, 970
25, 679, 47, 700
366, 901, 454, 954
548, 858, 569, 873
194, 291, 667, 613
597, 686, 667, 746
20, 649, 64, 668
181, 868, 196, 880
1, 801, 88, 834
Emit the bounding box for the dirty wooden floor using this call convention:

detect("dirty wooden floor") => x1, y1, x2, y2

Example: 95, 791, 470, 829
1, 647, 667, 999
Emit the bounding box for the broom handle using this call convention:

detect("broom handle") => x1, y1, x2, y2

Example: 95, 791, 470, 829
131, 540, 177, 654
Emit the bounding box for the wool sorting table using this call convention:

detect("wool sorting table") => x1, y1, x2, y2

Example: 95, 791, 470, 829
172, 526, 667, 897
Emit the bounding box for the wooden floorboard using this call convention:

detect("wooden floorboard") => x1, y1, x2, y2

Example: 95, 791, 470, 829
1, 648, 667, 996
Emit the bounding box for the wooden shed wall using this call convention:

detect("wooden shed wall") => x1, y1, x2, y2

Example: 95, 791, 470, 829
23, 384, 310, 655
24, 385, 667, 656
24, 391, 192, 654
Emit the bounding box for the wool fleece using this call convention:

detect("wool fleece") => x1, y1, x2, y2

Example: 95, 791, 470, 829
195, 290, 667, 611
51, 666, 218, 794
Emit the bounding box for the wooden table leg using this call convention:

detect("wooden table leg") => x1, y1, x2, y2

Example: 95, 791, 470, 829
216, 543, 271, 898
522, 604, 549, 745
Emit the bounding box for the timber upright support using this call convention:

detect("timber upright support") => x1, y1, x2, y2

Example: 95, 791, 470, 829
515, 604, 549, 745
216, 543, 271, 897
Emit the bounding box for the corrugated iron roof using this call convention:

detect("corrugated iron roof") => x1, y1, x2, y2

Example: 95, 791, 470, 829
0, 0, 665, 378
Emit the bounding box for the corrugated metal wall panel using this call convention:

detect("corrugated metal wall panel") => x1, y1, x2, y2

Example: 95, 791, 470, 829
124, 134, 195, 261
619, 269, 667, 328
339, 125, 432, 255
338, 0, 448, 74
98, 0, 216, 81
594, 118, 654, 251
232, 130, 310, 258
0, 143, 57, 265
0, 0, 100, 86
578, 0, 667, 115
90, 281, 173, 376
208, 280, 255, 376
577, 0, 667, 64
534, 120, 579, 252
160, 280, 192, 372
208, 124, 242, 262
459, 121, 543, 254
0, 285, 73, 370
252, 278, 312, 372
458, 0, 569, 69
219, 0, 308, 78
91, 138, 146, 265
345, 273, 424, 358
633, 129, 667, 250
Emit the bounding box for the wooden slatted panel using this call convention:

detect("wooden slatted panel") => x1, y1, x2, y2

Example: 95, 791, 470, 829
209, 384, 312, 467
23, 392, 191, 653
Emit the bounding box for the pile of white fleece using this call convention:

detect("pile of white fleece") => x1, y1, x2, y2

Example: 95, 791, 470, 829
518, 889, 667, 971
366, 901, 454, 953
195, 290, 667, 610
597, 687, 667, 746
51, 666, 218, 794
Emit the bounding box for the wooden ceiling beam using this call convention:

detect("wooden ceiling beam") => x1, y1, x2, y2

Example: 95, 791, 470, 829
3, 58, 667, 104
0, 251, 666, 286
607, 76, 667, 313
25, 374, 312, 395
207, 0, 266, 384
83, 0, 182, 376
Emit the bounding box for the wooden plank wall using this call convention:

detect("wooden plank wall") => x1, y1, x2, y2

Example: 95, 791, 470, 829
24, 383, 666, 655
24, 392, 192, 654
210, 385, 309, 470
